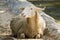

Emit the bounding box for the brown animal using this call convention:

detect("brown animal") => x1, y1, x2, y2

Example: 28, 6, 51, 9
10, 7, 46, 39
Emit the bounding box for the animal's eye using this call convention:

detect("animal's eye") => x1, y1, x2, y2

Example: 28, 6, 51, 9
30, 8, 33, 10
19, 7, 24, 11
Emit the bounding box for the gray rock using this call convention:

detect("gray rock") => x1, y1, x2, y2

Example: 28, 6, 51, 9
0, 6, 16, 36
40, 12, 60, 40
0, 0, 60, 40
0, 0, 7, 6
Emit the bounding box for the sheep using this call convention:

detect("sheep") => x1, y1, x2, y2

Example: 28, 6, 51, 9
10, 7, 46, 39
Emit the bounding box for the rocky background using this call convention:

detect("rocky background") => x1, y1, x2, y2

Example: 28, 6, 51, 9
0, 0, 60, 40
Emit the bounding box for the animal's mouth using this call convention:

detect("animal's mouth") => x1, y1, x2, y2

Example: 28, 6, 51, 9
21, 13, 34, 18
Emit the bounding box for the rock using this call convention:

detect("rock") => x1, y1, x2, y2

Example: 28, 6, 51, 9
0, 37, 43, 40
0, 6, 16, 36
40, 12, 60, 40
0, 0, 60, 40
0, 0, 7, 6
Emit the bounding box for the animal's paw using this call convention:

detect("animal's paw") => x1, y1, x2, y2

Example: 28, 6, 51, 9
35, 34, 42, 39
17, 33, 25, 39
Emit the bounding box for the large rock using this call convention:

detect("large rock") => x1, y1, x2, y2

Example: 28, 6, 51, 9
0, 6, 16, 36
0, 0, 7, 6
40, 12, 60, 40
0, 0, 60, 40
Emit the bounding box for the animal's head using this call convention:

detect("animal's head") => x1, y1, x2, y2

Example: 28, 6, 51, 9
20, 7, 43, 27
20, 7, 41, 18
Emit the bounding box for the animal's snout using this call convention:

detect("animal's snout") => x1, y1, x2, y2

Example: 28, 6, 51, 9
21, 13, 26, 17
21, 13, 32, 18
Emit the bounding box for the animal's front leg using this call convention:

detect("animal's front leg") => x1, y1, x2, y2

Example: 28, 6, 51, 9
17, 33, 25, 39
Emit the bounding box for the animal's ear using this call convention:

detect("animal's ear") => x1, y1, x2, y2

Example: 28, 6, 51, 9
19, 7, 25, 11
35, 7, 45, 12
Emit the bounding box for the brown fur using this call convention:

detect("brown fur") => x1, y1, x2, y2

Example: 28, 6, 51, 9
10, 7, 46, 38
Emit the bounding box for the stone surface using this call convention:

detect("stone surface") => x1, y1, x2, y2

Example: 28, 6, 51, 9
0, 6, 16, 36
0, 0, 60, 40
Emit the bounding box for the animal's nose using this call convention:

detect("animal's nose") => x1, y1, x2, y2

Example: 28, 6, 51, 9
21, 13, 26, 17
